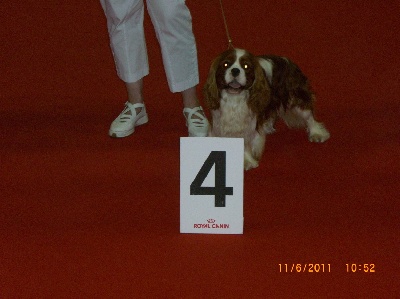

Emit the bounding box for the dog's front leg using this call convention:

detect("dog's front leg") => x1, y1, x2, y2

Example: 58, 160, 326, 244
243, 132, 266, 170
244, 150, 259, 170
263, 115, 277, 134
251, 132, 266, 161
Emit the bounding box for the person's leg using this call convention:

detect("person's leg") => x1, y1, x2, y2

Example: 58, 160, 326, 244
146, 0, 199, 93
101, 0, 149, 137
181, 86, 200, 109
146, 0, 208, 136
126, 79, 144, 111
100, 0, 149, 83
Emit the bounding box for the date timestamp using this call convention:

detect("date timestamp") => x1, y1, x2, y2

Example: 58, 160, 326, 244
279, 264, 331, 273
278, 263, 376, 273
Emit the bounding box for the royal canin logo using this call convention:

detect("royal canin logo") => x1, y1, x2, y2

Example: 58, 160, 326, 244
194, 219, 230, 229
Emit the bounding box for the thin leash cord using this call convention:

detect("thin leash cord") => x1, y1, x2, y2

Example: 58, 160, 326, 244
219, 0, 234, 49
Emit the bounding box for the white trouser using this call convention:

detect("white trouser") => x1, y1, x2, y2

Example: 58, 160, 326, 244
100, 0, 199, 93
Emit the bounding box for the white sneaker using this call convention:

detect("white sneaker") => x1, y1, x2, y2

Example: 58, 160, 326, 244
183, 106, 209, 137
109, 102, 148, 138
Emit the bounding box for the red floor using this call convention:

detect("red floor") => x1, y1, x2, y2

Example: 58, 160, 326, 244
1, 1, 399, 297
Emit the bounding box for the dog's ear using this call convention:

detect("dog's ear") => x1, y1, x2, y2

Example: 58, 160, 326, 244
203, 56, 221, 110
248, 58, 271, 129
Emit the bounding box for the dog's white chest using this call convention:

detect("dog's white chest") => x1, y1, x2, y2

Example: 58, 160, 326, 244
211, 94, 256, 137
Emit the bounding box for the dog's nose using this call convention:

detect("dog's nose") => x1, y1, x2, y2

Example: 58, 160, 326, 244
231, 68, 240, 77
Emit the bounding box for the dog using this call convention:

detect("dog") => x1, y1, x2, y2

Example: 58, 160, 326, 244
203, 48, 330, 170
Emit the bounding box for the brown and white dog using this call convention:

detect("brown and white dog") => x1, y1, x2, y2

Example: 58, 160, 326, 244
203, 48, 330, 170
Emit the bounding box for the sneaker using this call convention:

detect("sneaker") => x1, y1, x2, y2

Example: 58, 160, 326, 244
183, 106, 209, 137
109, 102, 148, 138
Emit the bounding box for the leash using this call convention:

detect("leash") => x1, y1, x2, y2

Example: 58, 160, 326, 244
219, 0, 234, 49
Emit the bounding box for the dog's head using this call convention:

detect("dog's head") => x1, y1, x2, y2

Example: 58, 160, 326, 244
203, 48, 271, 114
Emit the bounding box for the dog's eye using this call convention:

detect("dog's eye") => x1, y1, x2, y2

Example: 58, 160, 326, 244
222, 61, 231, 68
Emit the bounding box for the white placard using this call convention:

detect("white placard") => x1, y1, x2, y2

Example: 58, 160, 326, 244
180, 137, 244, 234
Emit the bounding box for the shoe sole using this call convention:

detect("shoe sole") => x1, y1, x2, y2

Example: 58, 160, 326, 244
109, 115, 149, 138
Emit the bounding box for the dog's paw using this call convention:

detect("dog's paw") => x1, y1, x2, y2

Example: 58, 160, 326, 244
308, 123, 330, 143
244, 160, 259, 171
263, 120, 276, 135
244, 152, 259, 170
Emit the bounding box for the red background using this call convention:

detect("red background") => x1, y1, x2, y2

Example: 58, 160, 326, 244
1, 0, 399, 297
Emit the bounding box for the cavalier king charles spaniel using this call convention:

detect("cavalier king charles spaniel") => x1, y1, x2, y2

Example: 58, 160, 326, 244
204, 48, 330, 170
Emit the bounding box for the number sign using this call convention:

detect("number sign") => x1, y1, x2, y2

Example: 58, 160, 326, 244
180, 137, 244, 234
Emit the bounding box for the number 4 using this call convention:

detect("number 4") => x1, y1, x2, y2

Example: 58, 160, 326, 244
190, 151, 233, 207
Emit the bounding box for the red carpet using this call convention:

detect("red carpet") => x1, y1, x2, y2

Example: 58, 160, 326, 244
1, 1, 399, 297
